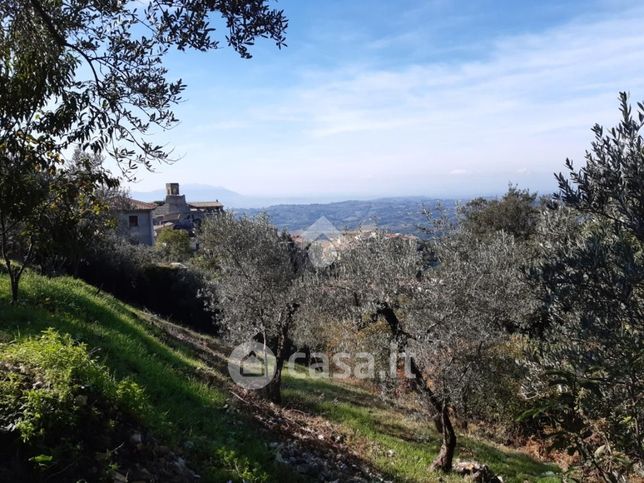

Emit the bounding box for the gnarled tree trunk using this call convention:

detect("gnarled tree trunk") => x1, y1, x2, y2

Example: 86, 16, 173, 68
375, 302, 458, 472
263, 352, 285, 403
261, 307, 296, 404
431, 403, 457, 472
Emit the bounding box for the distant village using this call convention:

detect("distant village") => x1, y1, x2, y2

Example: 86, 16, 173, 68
116, 183, 420, 252
117, 183, 223, 245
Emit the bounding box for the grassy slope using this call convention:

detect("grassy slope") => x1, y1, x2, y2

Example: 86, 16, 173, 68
0, 273, 290, 482
0, 272, 560, 482
283, 371, 560, 482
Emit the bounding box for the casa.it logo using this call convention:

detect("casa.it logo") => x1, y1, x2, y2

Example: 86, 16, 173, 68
299, 216, 344, 268
227, 341, 276, 389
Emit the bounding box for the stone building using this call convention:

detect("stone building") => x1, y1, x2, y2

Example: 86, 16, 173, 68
152, 183, 224, 235
116, 183, 223, 245
116, 198, 156, 246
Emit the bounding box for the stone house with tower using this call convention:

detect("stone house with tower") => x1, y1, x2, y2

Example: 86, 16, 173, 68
152, 183, 224, 233
116, 183, 223, 245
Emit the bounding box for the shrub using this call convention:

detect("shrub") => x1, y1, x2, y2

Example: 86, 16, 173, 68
77, 235, 216, 333
156, 227, 193, 262
459, 185, 541, 241
0, 329, 149, 481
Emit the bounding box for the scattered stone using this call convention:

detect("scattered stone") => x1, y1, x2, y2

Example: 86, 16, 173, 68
453, 460, 503, 483
269, 439, 379, 481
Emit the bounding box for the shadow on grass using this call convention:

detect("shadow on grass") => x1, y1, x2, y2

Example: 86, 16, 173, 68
0, 273, 293, 482
137, 311, 231, 377
283, 364, 560, 483
283, 369, 388, 410
458, 436, 559, 482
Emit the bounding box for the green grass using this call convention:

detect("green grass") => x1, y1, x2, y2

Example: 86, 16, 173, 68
282, 367, 561, 482
0, 272, 292, 482
0, 272, 561, 482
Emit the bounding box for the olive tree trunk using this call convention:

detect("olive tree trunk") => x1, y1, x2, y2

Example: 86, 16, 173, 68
263, 351, 285, 404
431, 403, 457, 472
261, 312, 294, 404
377, 303, 457, 472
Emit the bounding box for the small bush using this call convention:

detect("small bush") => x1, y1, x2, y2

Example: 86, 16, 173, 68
0, 329, 149, 481
156, 227, 193, 262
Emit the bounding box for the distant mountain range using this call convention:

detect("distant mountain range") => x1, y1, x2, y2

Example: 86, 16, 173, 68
132, 183, 388, 209
131, 184, 258, 208
131, 184, 463, 236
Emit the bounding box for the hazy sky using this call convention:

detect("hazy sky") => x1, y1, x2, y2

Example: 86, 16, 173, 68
124, 0, 644, 199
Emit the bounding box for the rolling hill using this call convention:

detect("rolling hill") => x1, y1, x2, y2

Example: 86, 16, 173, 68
0, 272, 561, 482
235, 198, 461, 237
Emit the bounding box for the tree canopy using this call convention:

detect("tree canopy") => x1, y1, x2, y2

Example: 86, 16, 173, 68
0, 0, 286, 301
459, 185, 541, 241
0, 0, 287, 172
526, 93, 643, 481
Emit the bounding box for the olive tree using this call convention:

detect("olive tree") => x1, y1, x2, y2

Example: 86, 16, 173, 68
0, 0, 286, 301
199, 213, 308, 403
408, 230, 534, 471
526, 93, 643, 482
324, 229, 532, 472
459, 185, 541, 241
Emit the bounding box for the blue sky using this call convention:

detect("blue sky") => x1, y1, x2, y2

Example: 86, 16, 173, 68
126, 0, 644, 199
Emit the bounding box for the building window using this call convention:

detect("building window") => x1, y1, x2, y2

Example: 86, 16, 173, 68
129, 215, 139, 227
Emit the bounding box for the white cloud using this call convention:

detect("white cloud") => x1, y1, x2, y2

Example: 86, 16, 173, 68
135, 5, 644, 197
244, 7, 644, 191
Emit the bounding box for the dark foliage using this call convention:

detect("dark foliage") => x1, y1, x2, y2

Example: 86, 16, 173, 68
78, 237, 216, 334
526, 92, 644, 481
556, 92, 644, 242
459, 185, 541, 241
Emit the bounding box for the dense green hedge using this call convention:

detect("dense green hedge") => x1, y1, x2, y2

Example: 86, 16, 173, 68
77, 238, 217, 333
